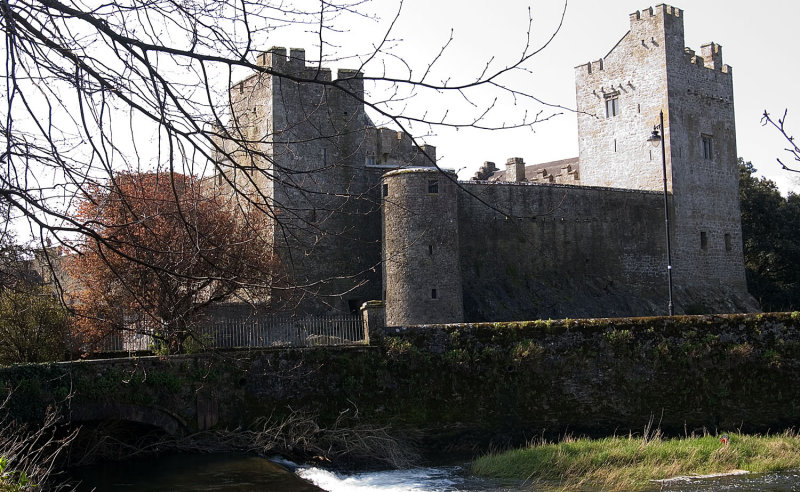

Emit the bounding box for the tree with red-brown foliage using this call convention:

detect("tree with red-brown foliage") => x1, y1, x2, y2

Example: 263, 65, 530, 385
68, 172, 276, 353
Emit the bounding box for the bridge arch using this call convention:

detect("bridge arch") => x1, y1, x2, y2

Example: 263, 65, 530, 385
70, 403, 189, 436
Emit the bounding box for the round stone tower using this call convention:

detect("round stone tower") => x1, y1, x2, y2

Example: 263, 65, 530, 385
382, 168, 463, 326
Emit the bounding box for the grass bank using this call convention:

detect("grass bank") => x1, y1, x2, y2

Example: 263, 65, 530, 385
471, 431, 800, 490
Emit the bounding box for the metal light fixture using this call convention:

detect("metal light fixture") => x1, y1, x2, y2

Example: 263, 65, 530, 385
648, 129, 661, 146
649, 110, 674, 316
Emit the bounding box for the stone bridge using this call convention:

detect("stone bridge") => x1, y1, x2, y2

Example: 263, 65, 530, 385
3, 313, 800, 452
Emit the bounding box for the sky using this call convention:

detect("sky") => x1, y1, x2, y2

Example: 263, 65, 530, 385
8, 0, 800, 244
295, 0, 800, 194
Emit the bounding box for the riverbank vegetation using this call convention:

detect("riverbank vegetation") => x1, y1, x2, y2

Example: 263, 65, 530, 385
472, 430, 800, 490
0, 393, 77, 491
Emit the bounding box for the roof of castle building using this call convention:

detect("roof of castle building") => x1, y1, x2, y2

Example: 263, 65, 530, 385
487, 157, 580, 183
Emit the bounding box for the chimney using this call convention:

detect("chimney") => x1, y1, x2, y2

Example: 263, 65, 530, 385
506, 157, 526, 182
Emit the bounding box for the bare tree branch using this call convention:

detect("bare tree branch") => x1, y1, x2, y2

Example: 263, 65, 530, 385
762, 109, 800, 173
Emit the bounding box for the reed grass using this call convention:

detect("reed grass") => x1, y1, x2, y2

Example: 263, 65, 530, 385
471, 430, 800, 490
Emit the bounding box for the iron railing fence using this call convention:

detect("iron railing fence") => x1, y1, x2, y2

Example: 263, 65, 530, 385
92, 313, 366, 353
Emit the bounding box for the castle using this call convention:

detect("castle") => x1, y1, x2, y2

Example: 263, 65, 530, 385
217, 4, 757, 325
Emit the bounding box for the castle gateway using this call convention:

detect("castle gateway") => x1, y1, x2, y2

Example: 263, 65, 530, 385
218, 4, 757, 324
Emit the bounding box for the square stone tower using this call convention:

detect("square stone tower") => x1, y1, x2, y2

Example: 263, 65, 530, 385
217, 48, 380, 314
216, 48, 437, 315
575, 5, 749, 309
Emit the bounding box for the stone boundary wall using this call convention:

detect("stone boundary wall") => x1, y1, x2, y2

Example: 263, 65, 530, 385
3, 313, 799, 455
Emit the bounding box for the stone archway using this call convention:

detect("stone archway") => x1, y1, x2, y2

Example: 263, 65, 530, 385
70, 402, 189, 436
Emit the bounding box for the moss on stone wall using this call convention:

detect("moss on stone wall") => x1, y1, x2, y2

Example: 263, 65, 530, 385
1, 313, 799, 453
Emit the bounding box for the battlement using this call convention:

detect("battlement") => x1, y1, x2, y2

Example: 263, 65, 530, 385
365, 127, 436, 168
577, 5, 734, 77
230, 47, 366, 101
257, 47, 307, 70
251, 47, 364, 84
629, 4, 682, 24
684, 43, 732, 74
577, 5, 683, 74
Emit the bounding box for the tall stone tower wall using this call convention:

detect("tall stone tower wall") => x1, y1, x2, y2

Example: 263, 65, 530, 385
575, 4, 748, 309
666, 43, 744, 292
219, 47, 439, 314
575, 5, 685, 191
222, 48, 381, 314
382, 168, 464, 325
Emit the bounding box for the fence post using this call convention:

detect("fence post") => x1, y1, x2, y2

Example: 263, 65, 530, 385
360, 300, 385, 345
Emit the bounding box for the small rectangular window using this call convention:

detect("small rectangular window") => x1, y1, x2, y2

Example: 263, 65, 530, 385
702, 135, 713, 160
428, 244, 433, 255
382, 183, 388, 197
366, 155, 376, 166
322, 148, 328, 166
725, 233, 732, 251
605, 96, 619, 118
431, 288, 438, 299
700, 231, 708, 250
428, 179, 439, 194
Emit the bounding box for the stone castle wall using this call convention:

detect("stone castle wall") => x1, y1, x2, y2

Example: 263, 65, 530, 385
221, 48, 383, 314
575, 6, 685, 191
456, 181, 669, 321
667, 43, 744, 293
568, 4, 750, 320
218, 4, 755, 322
6, 314, 800, 454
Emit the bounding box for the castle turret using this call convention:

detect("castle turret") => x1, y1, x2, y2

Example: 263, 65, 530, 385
382, 168, 463, 325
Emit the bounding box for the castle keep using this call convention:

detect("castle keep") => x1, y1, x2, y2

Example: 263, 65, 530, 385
219, 4, 756, 324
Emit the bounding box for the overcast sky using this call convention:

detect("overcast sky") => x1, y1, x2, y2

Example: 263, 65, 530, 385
299, 0, 800, 193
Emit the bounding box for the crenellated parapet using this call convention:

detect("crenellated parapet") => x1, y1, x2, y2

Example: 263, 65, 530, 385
230, 47, 365, 101
682, 43, 732, 75
364, 127, 436, 168
576, 4, 684, 76
628, 3, 682, 23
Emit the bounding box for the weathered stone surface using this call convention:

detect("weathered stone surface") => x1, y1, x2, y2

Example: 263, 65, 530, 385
383, 168, 464, 325
4, 313, 800, 454
214, 4, 755, 324
573, 4, 748, 314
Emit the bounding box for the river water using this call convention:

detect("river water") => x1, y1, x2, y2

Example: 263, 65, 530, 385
72, 453, 800, 491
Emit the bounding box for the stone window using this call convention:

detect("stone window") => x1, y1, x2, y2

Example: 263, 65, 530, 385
428, 179, 439, 194
700, 231, 708, 250
431, 288, 438, 299
428, 244, 433, 255
702, 135, 714, 160
605, 96, 619, 118
366, 155, 376, 166
725, 233, 732, 251
382, 183, 388, 197
322, 147, 328, 166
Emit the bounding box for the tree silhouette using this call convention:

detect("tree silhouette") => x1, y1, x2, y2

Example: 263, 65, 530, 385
2, 0, 566, 327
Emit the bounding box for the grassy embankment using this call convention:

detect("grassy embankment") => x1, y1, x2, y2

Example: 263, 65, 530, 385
472, 431, 800, 490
